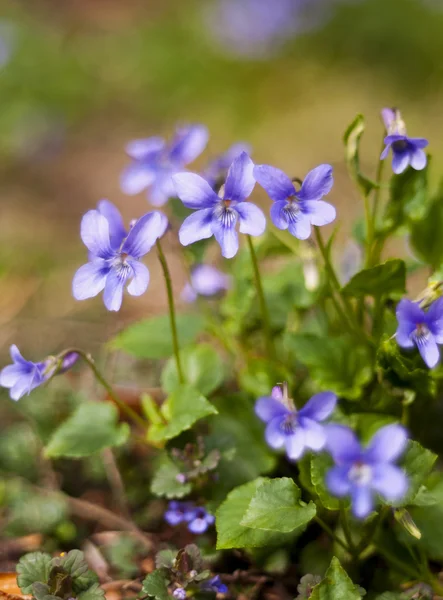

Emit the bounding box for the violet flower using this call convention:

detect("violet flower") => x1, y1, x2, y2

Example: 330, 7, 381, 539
121, 124, 208, 206
255, 386, 337, 460
202, 576, 228, 594
325, 424, 408, 519
164, 501, 215, 534
187, 507, 215, 534
395, 298, 443, 369
181, 264, 231, 303
72, 204, 168, 311
173, 152, 266, 259
254, 163, 335, 240
173, 588, 187, 600
202, 142, 251, 189
380, 108, 428, 174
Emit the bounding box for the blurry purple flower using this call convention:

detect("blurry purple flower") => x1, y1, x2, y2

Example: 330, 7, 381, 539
202, 142, 251, 189
395, 298, 443, 369
0, 345, 55, 401
187, 507, 215, 534
59, 352, 80, 374
255, 388, 337, 460
173, 588, 187, 600
164, 501, 194, 526
202, 576, 228, 594
325, 424, 408, 519
254, 163, 335, 240
181, 264, 231, 303
164, 501, 215, 534
174, 152, 266, 259
72, 205, 168, 311
121, 124, 208, 206
380, 108, 428, 174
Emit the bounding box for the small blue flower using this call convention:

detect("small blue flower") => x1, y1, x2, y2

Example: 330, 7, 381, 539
380, 108, 428, 174
164, 501, 194, 526
164, 502, 215, 534
72, 202, 168, 311
202, 576, 228, 594
121, 124, 208, 206
395, 298, 443, 369
173, 152, 266, 259
202, 142, 251, 189
173, 588, 187, 600
254, 163, 336, 240
325, 424, 408, 519
0, 345, 56, 401
181, 264, 231, 303
187, 506, 215, 534
255, 387, 337, 460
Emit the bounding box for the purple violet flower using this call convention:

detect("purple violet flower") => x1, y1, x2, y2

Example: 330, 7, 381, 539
380, 108, 428, 174
164, 501, 194, 526
121, 124, 208, 206
173, 588, 187, 600
325, 424, 408, 519
202, 576, 228, 594
395, 298, 443, 369
173, 152, 266, 259
164, 501, 215, 534
255, 386, 337, 460
187, 507, 216, 534
72, 202, 168, 311
254, 163, 336, 240
181, 264, 231, 303
202, 142, 251, 189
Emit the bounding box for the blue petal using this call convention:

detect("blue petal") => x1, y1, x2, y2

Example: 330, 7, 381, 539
169, 124, 209, 165
302, 200, 336, 226
149, 172, 177, 206
396, 299, 425, 329
72, 260, 110, 300
188, 517, 210, 534
371, 464, 408, 501
122, 211, 166, 258
392, 151, 410, 174
265, 416, 286, 449
365, 424, 408, 464
10, 375, 36, 401
97, 200, 127, 250
10, 344, 29, 366
172, 172, 219, 209
0, 363, 28, 387
253, 164, 295, 202
426, 297, 443, 343
80, 210, 114, 259
299, 391, 337, 422
285, 429, 305, 460
326, 465, 351, 496
351, 485, 373, 519
190, 265, 230, 296
408, 137, 429, 149
325, 424, 361, 464
103, 270, 127, 311
269, 200, 289, 230
255, 396, 288, 423
125, 137, 165, 160
127, 261, 150, 296
211, 219, 239, 259
288, 214, 311, 240
410, 149, 427, 170
415, 333, 440, 369
381, 108, 395, 131
237, 202, 266, 236
297, 164, 333, 201
120, 163, 156, 195
380, 144, 391, 160
179, 208, 214, 246
300, 417, 326, 451
224, 152, 255, 202
395, 324, 415, 349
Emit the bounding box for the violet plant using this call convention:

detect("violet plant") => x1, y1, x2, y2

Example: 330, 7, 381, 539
5, 106, 443, 600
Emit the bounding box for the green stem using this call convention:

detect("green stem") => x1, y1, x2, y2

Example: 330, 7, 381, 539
371, 138, 386, 226
246, 234, 275, 360
58, 348, 147, 431
340, 504, 357, 555
156, 239, 185, 384
314, 515, 350, 553
374, 544, 421, 580
363, 192, 374, 268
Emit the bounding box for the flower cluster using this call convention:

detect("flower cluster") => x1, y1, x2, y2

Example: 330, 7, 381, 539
164, 501, 215, 534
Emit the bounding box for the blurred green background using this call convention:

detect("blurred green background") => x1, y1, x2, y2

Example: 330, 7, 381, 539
0, 0, 442, 360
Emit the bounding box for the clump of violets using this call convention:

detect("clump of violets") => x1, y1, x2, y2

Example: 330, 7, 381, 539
0, 346, 78, 401
254, 163, 336, 239
181, 264, 231, 303
202, 142, 251, 189
325, 424, 408, 519
120, 124, 208, 206
72, 200, 168, 311
164, 501, 215, 534
395, 298, 443, 369
380, 108, 428, 174
255, 385, 337, 460
173, 152, 266, 258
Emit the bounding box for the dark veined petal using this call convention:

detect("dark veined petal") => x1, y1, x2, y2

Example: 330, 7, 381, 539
300, 418, 326, 450
365, 424, 408, 464
211, 218, 239, 259
325, 424, 361, 464
127, 261, 150, 296
97, 199, 127, 250
299, 391, 337, 422
172, 172, 219, 209
253, 164, 295, 202
296, 164, 334, 201
415, 333, 440, 369
302, 200, 336, 226
285, 429, 305, 460
351, 485, 373, 519
72, 260, 110, 300
270, 200, 290, 229
265, 416, 286, 449
80, 210, 114, 259
326, 465, 351, 496
410, 149, 427, 170
426, 297, 443, 343
169, 124, 209, 165
125, 136, 165, 160
236, 202, 266, 236
224, 151, 255, 202
396, 299, 425, 328
120, 162, 156, 195
103, 269, 127, 312
179, 208, 214, 246
122, 211, 166, 258
255, 396, 289, 423
372, 464, 408, 501
392, 150, 410, 174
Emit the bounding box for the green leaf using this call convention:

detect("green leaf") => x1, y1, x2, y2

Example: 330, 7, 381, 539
77, 583, 105, 600
57, 550, 98, 592
141, 570, 170, 600
151, 456, 192, 498
148, 384, 217, 443
7, 493, 67, 536
310, 556, 362, 600
384, 161, 430, 229
216, 478, 295, 549
342, 259, 406, 299
343, 114, 377, 196
155, 549, 177, 570
110, 313, 204, 359
17, 552, 52, 594
311, 454, 341, 511
285, 334, 372, 400
240, 477, 316, 533
44, 402, 130, 458
409, 194, 443, 269
395, 441, 437, 507
408, 474, 443, 560
161, 344, 224, 395
32, 583, 59, 600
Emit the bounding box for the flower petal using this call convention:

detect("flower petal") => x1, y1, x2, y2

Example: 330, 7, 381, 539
426, 297, 443, 343
122, 211, 166, 258
188, 517, 210, 534
395, 324, 415, 349
408, 137, 429, 149
297, 164, 334, 201
148, 174, 175, 207
302, 200, 336, 226
288, 214, 311, 240
392, 151, 410, 174
396, 299, 425, 328
179, 208, 214, 246
237, 202, 266, 236
380, 144, 390, 160
97, 199, 127, 250
10, 344, 28, 365
125, 137, 165, 160
169, 124, 209, 165
181, 282, 198, 303
285, 429, 305, 460
253, 164, 295, 202
325, 424, 361, 464
372, 464, 408, 501
120, 163, 156, 195
410, 149, 427, 170
300, 417, 326, 450
224, 152, 255, 202
80, 210, 113, 258
72, 260, 110, 300
270, 200, 289, 229
190, 265, 230, 296
365, 424, 408, 463
127, 261, 150, 296
381, 108, 395, 131
416, 334, 440, 369
103, 270, 127, 311
211, 219, 239, 259
255, 396, 289, 423
0, 363, 28, 387
265, 416, 286, 449
10, 376, 35, 401
172, 172, 219, 209
326, 465, 351, 497
351, 485, 373, 519
299, 391, 337, 422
